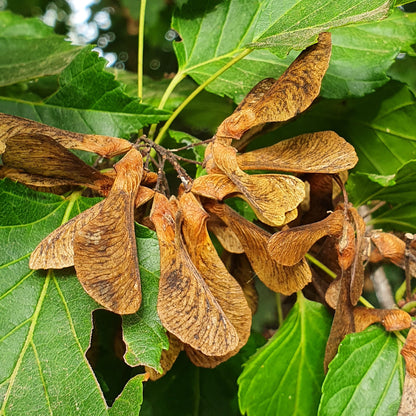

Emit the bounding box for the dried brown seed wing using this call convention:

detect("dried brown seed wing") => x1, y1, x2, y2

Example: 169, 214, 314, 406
221, 252, 258, 314
353, 306, 412, 333
73, 149, 143, 314
29, 201, 104, 270
324, 269, 355, 372
216, 33, 331, 140
181, 192, 252, 351
150, 193, 238, 357
325, 278, 341, 309
212, 142, 305, 226
0, 113, 131, 157
336, 222, 356, 271
370, 232, 406, 266
268, 210, 345, 266
191, 174, 239, 200
2, 133, 113, 192
348, 207, 366, 306
208, 215, 244, 254
185, 344, 236, 368
0, 166, 75, 190
235, 78, 277, 112
237, 131, 358, 173
135, 186, 155, 207
206, 201, 312, 295
399, 325, 416, 416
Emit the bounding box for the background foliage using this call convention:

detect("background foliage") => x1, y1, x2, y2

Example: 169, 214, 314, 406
0, 0, 416, 415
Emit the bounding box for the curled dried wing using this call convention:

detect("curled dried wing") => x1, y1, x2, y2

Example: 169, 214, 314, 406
353, 306, 412, 333
2, 133, 113, 193
216, 33, 332, 140
268, 210, 345, 266
212, 142, 305, 226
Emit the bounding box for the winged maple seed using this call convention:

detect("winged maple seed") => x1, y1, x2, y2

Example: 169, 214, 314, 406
0, 113, 132, 157
150, 192, 242, 358
204, 199, 312, 295
30, 148, 148, 314
180, 192, 252, 367
1, 133, 113, 194
215, 32, 332, 141
399, 324, 416, 416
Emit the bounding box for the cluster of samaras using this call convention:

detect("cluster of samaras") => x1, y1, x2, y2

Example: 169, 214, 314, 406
1, 33, 412, 376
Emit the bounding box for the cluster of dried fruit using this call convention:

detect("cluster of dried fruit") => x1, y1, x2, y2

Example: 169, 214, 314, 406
1, 32, 415, 378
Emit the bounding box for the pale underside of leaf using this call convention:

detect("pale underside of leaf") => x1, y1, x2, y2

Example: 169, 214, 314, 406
150, 192, 239, 357
237, 131, 358, 173
251, 1, 391, 50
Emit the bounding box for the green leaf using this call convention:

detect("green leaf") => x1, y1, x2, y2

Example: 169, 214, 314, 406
318, 326, 404, 416
0, 11, 84, 87
238, 294, 332, 416
370, 202, 416, 232
388, 55, 416, 95
112, 72, 196, 111
0, 47, 170, 139
347, 160, 416, 206
46, 47, 170, 119
0, 179, 163, 414
0, 179, 108, 414
142, 333, 265, 416
251, 0, 392, 52
109, 374, 145, 416
172, 0, 393, 102
122, 224, 168, 372
322, 9, 416, 98
0, 97, 168, 139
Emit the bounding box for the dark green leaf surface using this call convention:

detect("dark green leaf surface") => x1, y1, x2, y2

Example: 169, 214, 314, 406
347, 160, 416, 206
108, 374, 145, 416
370, 202, 416, 232
322, 9, 416, 98
122, 225, 168, 372
172, 0, 393, 102
46, 48, 170, 121
0, 11, 84, 87
238, 294, 332, 416
388, 55, 416, 95
0, 179, 162, 414
0, 98, 167, 139
141, 333, 265, 416
318, 326, 404, 416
